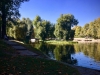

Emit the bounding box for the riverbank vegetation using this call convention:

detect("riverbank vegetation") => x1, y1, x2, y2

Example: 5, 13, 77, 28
1, 13, 100, 44
45, 40, 78, 45
0, 12, 79, 43
73, 18, 100, 39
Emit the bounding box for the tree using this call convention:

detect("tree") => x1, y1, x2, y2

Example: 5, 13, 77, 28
0, 0, 29, 39
7, 18, 27, 40
88, 22, 96, 38
33, 15, 42, 28
42, 20, 51, 39
25, 18, 33, 38
33, 16, 42, 38
6, 17, 34, 42
54, 14, 78, 40
81, 23, 89, 37
36, 20, 51, 40
14, 25, 27, 40
0, 17, 1, 38
73, 26, 82, 37
49, 24, 55, 39
33, 16, 52, 40
54, 24, 62, 39
96, 18, 100, 38
37, 26, 46, 40
69, 30, 75, 40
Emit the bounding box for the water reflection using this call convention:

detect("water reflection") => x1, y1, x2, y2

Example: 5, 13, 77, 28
54, 45, 77, 64
74, 43, 100, 61
31, 42, 100, 70
31, 42, 77, 65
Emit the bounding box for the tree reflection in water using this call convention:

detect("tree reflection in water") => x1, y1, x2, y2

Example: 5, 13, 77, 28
74, 43, 100, 61
32, 42, 77, 65
30, 42, 100, 70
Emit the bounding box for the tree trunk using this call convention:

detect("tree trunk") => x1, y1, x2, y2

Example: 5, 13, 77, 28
1, 3, 6, 39
0, 24, 1, 38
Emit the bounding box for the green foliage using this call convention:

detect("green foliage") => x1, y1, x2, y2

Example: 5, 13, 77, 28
7, 18, 34, 41
23, 18, 33, 39
38, 26, 46, 40
33, 15, 42, 28
0, 0, 29, 19
73, 26, 82, 37
33, 16, 53, 40
46, 40, 77, 45
69, 30, 75, 40
0, 0, 29, 38
49, 24, 55, 38
54, 14, 78, 40
74, 18, 100, 39
14, 26, 27, 40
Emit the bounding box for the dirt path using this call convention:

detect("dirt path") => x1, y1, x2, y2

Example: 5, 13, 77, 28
4, 40, 39, 56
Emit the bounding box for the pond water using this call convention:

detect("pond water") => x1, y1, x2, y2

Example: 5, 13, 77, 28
31, 43, 100, 70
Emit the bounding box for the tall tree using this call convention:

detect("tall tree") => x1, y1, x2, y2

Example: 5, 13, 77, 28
78, 18, 100, 38
7, 18, 27, 40
33, 16, 52, 40
33, 15, 42, 28
54, 14, 78, 40
0, 17, 1, 38
73, 26, 82, 37
42, 20, 51, 39
33, 15, 42, 38
0, 0, 29, 39
81, 23, 89, 37
49, 24, 55, 39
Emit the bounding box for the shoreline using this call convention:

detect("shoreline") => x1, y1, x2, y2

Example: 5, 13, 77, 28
39, 53, 100, 75
73, 38, 100, 43
48, 58, 100, 75
74, 65, 100, 75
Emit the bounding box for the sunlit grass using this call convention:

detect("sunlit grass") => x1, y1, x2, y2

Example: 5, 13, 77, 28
45, 40, 78, 45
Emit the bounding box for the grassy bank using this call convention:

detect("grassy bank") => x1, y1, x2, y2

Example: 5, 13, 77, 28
45, 40, 78, 45
0, 39, 80, 75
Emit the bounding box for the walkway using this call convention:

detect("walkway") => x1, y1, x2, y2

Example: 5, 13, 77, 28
4, 40, 38, 56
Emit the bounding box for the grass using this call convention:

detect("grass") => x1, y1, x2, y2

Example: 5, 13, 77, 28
0, 39, 80, 75
45, 40, 78, 45
0, 56, 80, 75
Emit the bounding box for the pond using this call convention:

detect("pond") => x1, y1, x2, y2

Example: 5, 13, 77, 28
30, 42, 100, 70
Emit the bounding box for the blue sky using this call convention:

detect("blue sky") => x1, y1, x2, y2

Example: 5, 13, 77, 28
19, 0, 100, 26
